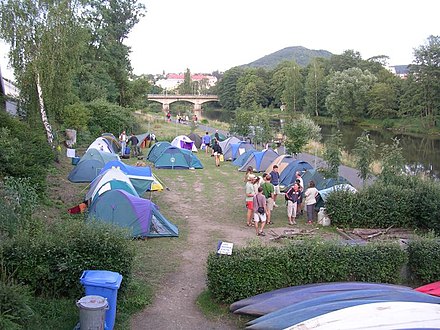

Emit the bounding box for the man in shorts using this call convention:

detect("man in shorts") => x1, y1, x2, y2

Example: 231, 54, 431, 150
253, 186, 267, 236
261, 174, 275, 225
245, 174, 256, 227
270, 165, 281, 206
202, 131, 211, 154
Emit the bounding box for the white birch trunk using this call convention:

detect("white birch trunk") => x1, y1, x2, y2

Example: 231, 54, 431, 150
36, 72, 54, 147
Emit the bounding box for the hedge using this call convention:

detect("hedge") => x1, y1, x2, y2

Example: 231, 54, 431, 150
207, 240, 406, 304
2, 218, 135, 298
407, 236, 440, 283
325, 176, 440, 232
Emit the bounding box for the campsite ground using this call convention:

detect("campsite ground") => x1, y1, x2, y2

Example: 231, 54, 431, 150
127, 150, 340, 330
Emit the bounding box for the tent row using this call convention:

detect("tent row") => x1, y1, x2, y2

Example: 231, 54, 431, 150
147, 141, 203, 169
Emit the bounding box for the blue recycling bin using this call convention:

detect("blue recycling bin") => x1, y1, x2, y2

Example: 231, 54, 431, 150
71, 156, 80, 165
80, 270, 123, 330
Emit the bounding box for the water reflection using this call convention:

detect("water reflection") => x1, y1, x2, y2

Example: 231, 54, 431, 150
320, 125, 440, 179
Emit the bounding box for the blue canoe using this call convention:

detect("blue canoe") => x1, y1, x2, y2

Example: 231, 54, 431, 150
247, 289, 440, 329
233, 282, 411, 316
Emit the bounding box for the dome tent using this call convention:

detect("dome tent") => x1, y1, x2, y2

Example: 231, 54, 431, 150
154, 146, 203, 169
171, 135, 198, 152
238, 149, 279, 172
232, 148, 257, 167
187, 133, 202, 149
68, 148, 120, 183
224, 141, 254, 161
88, 189, 178, 238
147, 141, 172, 163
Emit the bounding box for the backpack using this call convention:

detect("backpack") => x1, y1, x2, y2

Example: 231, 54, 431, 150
285, 186, 293, 201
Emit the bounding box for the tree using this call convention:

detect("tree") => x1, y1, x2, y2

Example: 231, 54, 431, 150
178, 68, 192, 95
379, 138, 405, 184
325, 67, 376, 124
323, 130, 342, 178
304, 59, 326, 117
409, 35, 440, 127
367, 82, 398, 119
327, 50, 363, 72
217, 67, 243, 111
0, 0, 86, 146
229, 109, 253, 138
284, 115, 321, 155
236, 68, 270, 109
353, 132, 377, 184
282, 61, 303, 112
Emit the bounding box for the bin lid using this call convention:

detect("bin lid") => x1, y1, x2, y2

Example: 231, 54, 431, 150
80, 270, 123, 289
77, 295, 108, 310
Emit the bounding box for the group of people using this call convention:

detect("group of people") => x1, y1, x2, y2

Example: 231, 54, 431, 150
202, 130, 223, 167
119, 130, 141, 157
244, 165, 319, 237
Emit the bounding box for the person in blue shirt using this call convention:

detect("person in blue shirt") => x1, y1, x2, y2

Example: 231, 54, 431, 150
269, 165, 281, 207
202, 131, 211, 154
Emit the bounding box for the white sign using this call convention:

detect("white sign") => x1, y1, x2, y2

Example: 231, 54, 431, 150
217, 241, 234, 255
66, 148, 76, 158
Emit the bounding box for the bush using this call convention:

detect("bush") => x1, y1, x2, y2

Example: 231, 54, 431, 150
407, 236, 440, 283
0, 113, 53, 193
0, 278, 34, 329
325, 177, 440, 231
86, 99, 138, 137
207, 240, 405, 304
2, 218, 135, 297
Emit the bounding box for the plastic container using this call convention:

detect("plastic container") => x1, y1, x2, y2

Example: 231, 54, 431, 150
80, 270, 123, 330
76, 295, 108, 330
318, 207, 331, 226
71, 157, 81, 165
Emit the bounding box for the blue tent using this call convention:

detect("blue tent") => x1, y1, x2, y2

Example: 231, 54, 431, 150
147, 141, 172, 163
316, 184, 357, 210
302, 168, 325, 189
99, 160, 155, 195
233, 149, 257, 167
154, 146, 203, 169
224, 141, 254, 161
279, 160, 313, 187
68, 148, 120, 183
317, 176, 352, 190
238, 149, 279, 172
88, 189, 178, 238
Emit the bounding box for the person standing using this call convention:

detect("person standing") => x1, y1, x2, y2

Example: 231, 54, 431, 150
215, 129, 220, 141
119, 130, 127, 156
261, 174, 275, 225
304, 180, 319, 224
285, 182, 301, 225
128, 133, 139, 157
245, 174, 256, 227
166, 111, 171, 122
202, 131, 211, 154
253, 186, 267, 236
270, 165, 281, 206
244, 166, 254, 182
212, 140, 222, 167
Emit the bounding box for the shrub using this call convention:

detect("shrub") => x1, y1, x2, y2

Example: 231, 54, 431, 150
407, 236, 440, 283
2, 218, 135, 297
0, 113, 53, 193
60, 102, 91, 132
207, 240, 405, 304
0, 271, 34, 329
325, 177, 440, 231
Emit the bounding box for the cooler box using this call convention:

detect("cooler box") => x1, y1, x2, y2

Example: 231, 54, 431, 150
71, 157, 81, 165
80, 270, 123, 330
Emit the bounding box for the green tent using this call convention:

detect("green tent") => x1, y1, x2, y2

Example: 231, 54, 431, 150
68, 148, 119, 183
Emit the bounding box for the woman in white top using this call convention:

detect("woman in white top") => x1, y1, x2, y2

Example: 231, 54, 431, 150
304, 180, 319, 224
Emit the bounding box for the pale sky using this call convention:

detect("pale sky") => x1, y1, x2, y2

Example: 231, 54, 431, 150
1, 0, 439, 79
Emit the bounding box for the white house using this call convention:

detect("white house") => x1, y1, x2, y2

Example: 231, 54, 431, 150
0, 66, 19, 116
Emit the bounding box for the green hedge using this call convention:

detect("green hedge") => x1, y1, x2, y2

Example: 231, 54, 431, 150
2, 218, 135, 298
0, 280, 34, 330
207, 240, 406, 304
325, 176, 440, 231
407, 236, 440, 283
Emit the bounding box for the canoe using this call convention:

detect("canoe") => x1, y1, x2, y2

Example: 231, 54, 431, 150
247, 290, 440, 329
284, 301, 440, 330
415, 281, 440, 297
247, 288, 440, 328
233, 282, 411, 316
230, 282, 322, 312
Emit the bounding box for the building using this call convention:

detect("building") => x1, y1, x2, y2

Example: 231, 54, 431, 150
387, 65, 410, 79
0, 66, 19, 115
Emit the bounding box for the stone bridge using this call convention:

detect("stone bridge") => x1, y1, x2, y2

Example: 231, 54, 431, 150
147, 94, 219, 118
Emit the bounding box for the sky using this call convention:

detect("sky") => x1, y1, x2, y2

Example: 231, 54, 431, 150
1, 0, 440, 79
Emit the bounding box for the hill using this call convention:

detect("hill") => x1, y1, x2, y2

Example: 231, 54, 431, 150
242, 46, 333, 69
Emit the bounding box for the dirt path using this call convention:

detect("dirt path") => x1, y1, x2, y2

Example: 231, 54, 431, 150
130, 165, 250, 330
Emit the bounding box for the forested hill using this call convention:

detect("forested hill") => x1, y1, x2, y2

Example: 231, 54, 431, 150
242, 46, 333, 69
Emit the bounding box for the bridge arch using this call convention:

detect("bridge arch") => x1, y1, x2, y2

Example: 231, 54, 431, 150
147, 94, 219, 119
